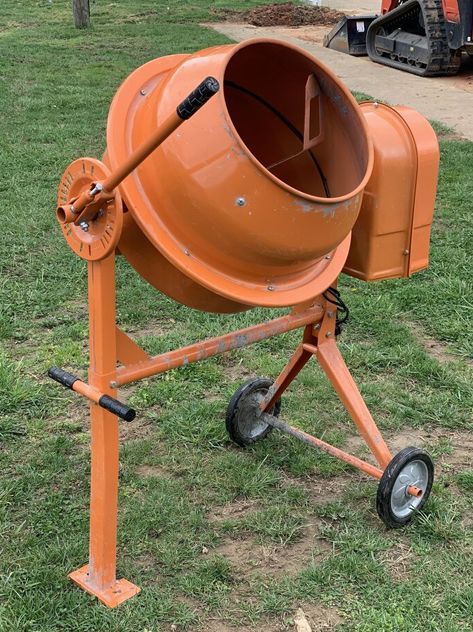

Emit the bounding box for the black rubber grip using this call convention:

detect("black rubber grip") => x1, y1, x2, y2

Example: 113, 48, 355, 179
48, 367, 80, 389
176, 76, 220, 120
99, 395, 136, 422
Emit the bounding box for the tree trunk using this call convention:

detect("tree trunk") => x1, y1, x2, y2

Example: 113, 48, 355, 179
72, 0, 90, 28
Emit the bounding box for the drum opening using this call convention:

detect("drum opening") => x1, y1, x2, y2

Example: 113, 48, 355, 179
224, 41, 370, 199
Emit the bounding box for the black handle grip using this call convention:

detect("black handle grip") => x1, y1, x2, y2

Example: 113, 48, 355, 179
48, 367, 79, 389
176, 76, 220, 120
48, 366, 136, 422
98, 395, 136, 422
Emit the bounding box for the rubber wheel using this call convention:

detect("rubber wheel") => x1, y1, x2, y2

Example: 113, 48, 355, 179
225, 377, 281, 447
377, 447, 434, 529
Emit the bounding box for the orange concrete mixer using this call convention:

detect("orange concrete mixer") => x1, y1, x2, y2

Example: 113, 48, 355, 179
49, 39, 439, 607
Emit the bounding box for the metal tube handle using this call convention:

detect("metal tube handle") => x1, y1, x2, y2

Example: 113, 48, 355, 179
48, 367, 136, 422
102, 75, 220, 192
57, 76, 220, 224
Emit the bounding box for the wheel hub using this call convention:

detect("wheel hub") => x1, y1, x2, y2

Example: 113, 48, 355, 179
236, 391, 270, 440
390, 458, 429, 519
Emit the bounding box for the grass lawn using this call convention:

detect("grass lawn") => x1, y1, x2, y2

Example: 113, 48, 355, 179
1, 1, 473, 630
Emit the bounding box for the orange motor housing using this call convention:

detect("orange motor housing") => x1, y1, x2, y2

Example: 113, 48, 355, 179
343, 102, 439, 281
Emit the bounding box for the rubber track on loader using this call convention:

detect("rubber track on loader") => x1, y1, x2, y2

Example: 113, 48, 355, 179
366, 0, 460, 76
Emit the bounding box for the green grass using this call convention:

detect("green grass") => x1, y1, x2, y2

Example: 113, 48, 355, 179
1, 1, 473, 630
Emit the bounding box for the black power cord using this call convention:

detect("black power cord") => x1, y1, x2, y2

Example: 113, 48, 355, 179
322, 286, 349, 336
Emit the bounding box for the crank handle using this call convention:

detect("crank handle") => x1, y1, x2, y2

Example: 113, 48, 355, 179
56, 76, 220, 225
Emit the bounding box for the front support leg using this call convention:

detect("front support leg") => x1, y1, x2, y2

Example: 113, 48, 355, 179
68, 255, 140, 607
261, 324, 316, 412
316, 338, 392, 468
260, 305, 392, 470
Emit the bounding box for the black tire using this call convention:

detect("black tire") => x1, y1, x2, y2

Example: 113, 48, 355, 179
225, 377, 281, 447
377, 447, 434, 529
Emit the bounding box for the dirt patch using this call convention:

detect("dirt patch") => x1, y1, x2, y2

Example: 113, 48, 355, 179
385, 427, 448, 455
211, 498, 261, 522
270, 24, 334, 45
378, 538, 418, 582
281, 471, 352, 507
136, 464, 168, 478
219, 356, 254, 382
135, 552, 157, 572
199, 609, 343, 631
298, 603, 343, 631
200, 622, 236, 632
213, 3, 344, 27
215, 523, 330, 579
442, 431, 473, 470
442, 56, 473, 94
437, 131, 467, 142
387, 426, 473, 472
119, 415, 155, 441
343, 425, 473, 474
406, 321, 473, 366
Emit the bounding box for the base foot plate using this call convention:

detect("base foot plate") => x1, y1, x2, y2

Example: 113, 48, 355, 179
69, 564, 140, 607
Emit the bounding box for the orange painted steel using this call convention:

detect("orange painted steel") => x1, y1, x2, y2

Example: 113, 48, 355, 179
114, 305, 324, 387
68, 256, 140, 607
57, 111, 182, 225
56, 158, 124, 261
106, 40, 373, 309
259, 307, 392, 478
260, 324, 317, 412
50, 38, 441, 607
343, 102, 439, 282
72, 380, 105, 405
102, 110, 183, 193
316, 338, 393, 469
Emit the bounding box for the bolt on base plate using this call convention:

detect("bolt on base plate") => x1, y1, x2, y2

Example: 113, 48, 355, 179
69, 565, 140, 607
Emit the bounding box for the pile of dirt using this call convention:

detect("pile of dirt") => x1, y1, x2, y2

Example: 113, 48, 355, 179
214, 3, 345, 27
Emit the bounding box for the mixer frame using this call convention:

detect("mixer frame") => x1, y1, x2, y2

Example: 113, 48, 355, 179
49, 250, 426, 607
48, 68, 432, 607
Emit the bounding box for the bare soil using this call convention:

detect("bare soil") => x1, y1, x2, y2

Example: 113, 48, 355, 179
378, 538, 418, 582
300, 604, 343, 631
345, 425, 473, 474
213, 3, 344, 27
136, 464, 168, 478
407, 321, 473, 366
211, 498, 262, 522
215, 523, 331, 579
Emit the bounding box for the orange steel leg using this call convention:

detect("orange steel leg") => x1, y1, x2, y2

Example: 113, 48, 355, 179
261, 324, 316, 411
68, 255, 140, 607
65, 287, 393, 607
260, 309, 392, 473
316, 338, 392, 468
